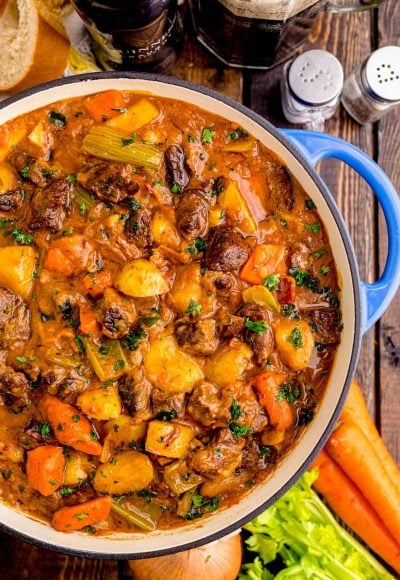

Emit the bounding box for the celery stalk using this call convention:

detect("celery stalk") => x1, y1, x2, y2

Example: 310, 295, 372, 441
82, 126, 163, 169
74, 183, 96, 210
111, 500, 159, 532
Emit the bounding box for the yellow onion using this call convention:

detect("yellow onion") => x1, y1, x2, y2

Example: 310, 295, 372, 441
128, 533, 242, 580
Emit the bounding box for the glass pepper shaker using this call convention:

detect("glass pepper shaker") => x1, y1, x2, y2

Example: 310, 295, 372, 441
281, 49, 344, 131
341, 46, 400, 124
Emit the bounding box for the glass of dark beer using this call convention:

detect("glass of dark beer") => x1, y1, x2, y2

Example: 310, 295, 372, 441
71, 0, 182, 73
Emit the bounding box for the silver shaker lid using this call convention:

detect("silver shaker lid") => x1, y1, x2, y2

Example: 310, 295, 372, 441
288, 49, 344, 106
364, 46, 400, 102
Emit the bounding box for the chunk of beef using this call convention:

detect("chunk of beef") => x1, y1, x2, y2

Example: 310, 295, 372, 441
215, 309, 244, 338
204, 226, 249, 272
187, 382, 231, 427
175, 319, 218, 355
0, 365, 30, 406
266, 165, 294, 211
289, 242, 312, 270
8, 150, 48, 187
29, 178, 70, 231
241, 439, 277, 470
190, 429, 244, 480
0, 288, 20, 328
152, 388, 186, 419
20, 419, 58, 449
165, 145, 190, 192
2, 303, 31, 348
99, 288, 137, 339
119, 375, 152, 422
82, 162, 139, 203
41, 368, 89, 404
237, 383, 268, 433
277, 275, 296, 304
0, 189, 25, 212
306, 308, 341, 346
175, 189, 209, 240
124, 207, 153, 248
239, 302, 274, 366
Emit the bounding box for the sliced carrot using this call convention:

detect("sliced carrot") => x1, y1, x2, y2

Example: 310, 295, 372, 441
44, 234, 97, 277
253, 371, 294, 430
84, 90, 126, 123
341, 380, 400, 492
240, 243, 287, 285
26, 445, 65, 497
81, 270, 114, 299
40, 394, 102, 456
326, 419, 400, 542
312, 450, 400, 573
79, 305, 101, 337
52, 496, 112, 532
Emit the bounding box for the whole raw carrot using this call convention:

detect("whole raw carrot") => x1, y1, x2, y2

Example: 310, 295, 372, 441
341, 380, 400, 491
52, 496, 112, 532
312, 450, 400, 573
254, 371, 294, 430
40, 394, 102, 456
326, 419, 400, 542
26, 445, 65, 497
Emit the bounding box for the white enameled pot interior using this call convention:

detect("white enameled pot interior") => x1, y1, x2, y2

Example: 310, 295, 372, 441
0, 78, 356, 557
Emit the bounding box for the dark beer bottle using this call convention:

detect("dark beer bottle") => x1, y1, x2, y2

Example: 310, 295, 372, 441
71, 0, 182, 73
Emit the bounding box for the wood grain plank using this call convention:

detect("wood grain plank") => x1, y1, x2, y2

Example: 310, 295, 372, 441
245, 9, 377, 415
377, 0, 400, 463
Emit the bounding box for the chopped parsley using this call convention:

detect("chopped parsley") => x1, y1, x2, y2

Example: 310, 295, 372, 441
72, 415, 81, 423
127, 199, 141, 211
228, 421, 252, 439
155, 409, 178, 422
114, 359, 125, 372
62, 228, 74, 236
11, 229, 33, 245
186, 300, 202, 317
74, 513, 89, 520
66, 173, 77, 184
201, 128, 215, 143
288, 327, 303, 349
259, 445, 272, 460
320, 265, 330, 275
123, 327, 146, 350
305, 222, 321, 235
59, 486, 74, 497
20, 166, 30, 179
228, 127, 248, 140
79, 203, 87, 216
90, 431, 98, 441
194, 237, 207, 252
170, 182, 181, 194
280, 219, 288, 227
111, 107, 128, 113
277, 382, 300, 403
263, 274, 280, 292
48, 110, 67, 127
314, 248, 327, 259
288, 267, 320, 293
16, 355, 36, 364
186, 494, 220, 520
74, 335, 87, 354
0, 219, 12, 228
187, 135, 197, 143
140, 308, 160, 327
121, 135, 136, 147
306, 198, 317, 210
37, 422, 52, 437
230, 400, 242, 420
244, 318, 269, 335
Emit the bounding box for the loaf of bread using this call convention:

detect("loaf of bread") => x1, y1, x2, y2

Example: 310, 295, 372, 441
0, 0, 70, 94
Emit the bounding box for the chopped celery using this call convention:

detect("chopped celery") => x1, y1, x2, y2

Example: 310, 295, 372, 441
176, 489, 196, 518
164, 461, 204, 495
111, 499, 161, 532
82, 126, 163, 169
74, 183, 96, 211
85, 337, 128, 381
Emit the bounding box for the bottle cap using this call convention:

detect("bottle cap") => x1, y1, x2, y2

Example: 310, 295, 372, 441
364, 46, 400, 102
288, 49, 344, 106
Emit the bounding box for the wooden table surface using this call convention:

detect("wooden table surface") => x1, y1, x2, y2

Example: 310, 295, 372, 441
0, 1, 399, 577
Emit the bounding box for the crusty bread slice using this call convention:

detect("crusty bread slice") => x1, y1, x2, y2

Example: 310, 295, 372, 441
36, 0, 71, 39
0, 0, 70, 94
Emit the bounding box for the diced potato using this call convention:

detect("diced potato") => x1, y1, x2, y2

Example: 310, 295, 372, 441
115, 258, 169, 297
209, 207, 225, 227
242, 285, 279, 313
163, 460, 204, 494
201, 470, 250, 497
28, 122, 46, 148
218, 179, 257, 233
93, 450, 154, 495
170, 263, 214, 314
0, 163, 16, 194
145, 421, 194, 459
106, 99, 159, 133
77, 386, 122, 420
274, 318, 315, 371
144, 335, 204, 393
222, 140, 254, 153
205, 340, 253, 387
64, 452, 93, 486
141, 128, 165, 144
0, 246, 36, 300
151, 210, 180, 249
261, 428, 286, 446
0, 440, 24, 463
100, 416, 147, 463
0, 120, 26, 162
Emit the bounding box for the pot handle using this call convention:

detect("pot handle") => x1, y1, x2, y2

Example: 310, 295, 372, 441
281, 129, 400, 333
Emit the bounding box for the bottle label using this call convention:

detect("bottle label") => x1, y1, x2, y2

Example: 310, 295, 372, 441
216, 0, 321, 20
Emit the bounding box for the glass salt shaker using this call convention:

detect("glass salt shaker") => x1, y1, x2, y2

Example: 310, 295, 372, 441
281, 49, 344, 132
341, 46, 400, 124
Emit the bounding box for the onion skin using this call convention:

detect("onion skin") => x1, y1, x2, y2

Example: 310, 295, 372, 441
128, 533, 242, 580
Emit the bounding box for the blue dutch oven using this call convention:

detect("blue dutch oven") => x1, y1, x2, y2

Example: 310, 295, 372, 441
0, 73, 399, 559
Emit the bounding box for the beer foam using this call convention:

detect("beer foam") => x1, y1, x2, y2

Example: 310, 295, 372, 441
216, 0, 322, 20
